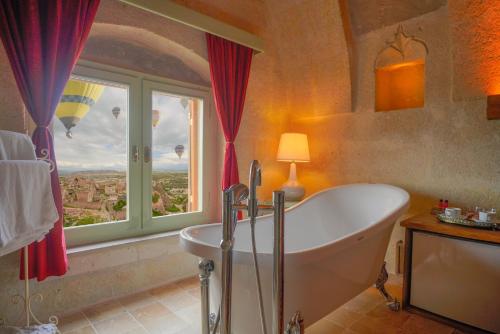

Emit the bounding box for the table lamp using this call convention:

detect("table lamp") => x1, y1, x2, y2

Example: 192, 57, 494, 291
276, 133, 310, 201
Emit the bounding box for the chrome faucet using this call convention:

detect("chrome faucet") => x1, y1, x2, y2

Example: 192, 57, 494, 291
217, 160, 301, 334
220, 183, 249, 334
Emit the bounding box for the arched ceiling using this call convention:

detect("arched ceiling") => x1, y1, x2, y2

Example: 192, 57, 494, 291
344, 0, 447, 36
87, 23, 210, 83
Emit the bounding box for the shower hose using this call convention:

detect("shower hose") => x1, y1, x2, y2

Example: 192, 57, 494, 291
211, 216, 268, 334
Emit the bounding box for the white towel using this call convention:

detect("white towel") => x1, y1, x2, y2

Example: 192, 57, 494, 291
0, 161, 59, 257
0, 130, 36, 161
0, 324, 58, 334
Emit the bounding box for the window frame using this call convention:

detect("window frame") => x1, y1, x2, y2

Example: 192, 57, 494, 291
62, 60, 217, 247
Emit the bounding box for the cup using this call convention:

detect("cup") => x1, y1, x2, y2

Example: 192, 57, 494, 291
478, 211, 494, 223
445, 208, 461, 219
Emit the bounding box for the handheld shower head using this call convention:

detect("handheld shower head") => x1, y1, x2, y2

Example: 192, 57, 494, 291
249, 160, 262, 218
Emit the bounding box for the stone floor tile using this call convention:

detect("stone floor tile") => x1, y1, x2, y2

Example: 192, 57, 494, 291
400, 315, 455, 334
342, 293, 381, 315
185, 286, 201, 300
58, 311, 91, 333
92, 312, 143, 334
158, 290, 199, 312
350, 315, 402, 334
64, 326, 97, 334
119, 291, 157, 311
306, 318, 346, 334
83, 300, 127, 324
365, 304, 411, 327
173, 304, 201, 325
130, 302, 189, 334
325, 307, 363, 328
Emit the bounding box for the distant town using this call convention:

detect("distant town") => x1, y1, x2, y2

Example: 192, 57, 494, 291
60, 171, 189, 227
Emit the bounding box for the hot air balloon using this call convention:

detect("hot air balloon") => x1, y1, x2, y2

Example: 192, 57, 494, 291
56, 79, 104, 138
152, 109, 160, 128
112, 107, 120, 119
175, 144, 184, 159
180, 98, 189, 109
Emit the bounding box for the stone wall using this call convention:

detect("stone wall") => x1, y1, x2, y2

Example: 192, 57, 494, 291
1, 0, 499, 322
277, 3, 500, 272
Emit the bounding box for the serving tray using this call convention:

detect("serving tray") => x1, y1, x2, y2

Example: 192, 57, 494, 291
437, 213, 498, 231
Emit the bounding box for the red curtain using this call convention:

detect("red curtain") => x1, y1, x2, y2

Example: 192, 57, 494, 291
0, 0, 100, 281
206, 34, 253, 191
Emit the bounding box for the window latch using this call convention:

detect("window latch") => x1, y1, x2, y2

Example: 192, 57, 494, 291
132, 145, 139, 162
144, 146, 151, 163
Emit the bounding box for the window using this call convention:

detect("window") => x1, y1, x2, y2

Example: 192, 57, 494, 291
54, 62, 216, 246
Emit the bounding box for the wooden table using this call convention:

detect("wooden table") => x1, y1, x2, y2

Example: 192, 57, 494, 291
401, 214, 500, 334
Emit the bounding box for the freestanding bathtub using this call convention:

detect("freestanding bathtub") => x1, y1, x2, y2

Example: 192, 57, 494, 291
180, 183, 409, 333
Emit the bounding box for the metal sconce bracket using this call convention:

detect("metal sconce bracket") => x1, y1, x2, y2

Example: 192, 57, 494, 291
487, 94, 500, 120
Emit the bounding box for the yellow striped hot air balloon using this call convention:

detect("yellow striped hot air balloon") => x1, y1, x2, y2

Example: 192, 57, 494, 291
56, 79, 104, 138
152, 109, 160, 128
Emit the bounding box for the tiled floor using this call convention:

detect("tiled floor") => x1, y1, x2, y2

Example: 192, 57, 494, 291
58, 275, 462, 334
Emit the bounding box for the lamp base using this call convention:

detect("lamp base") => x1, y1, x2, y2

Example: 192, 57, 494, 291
281, 162, 305, 201
281, 182, 305, 201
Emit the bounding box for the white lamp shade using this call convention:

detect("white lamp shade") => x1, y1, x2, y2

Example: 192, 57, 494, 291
276, 133, 310, 162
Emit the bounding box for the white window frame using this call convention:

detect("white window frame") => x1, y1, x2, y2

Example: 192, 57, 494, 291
62, 60, 218, 247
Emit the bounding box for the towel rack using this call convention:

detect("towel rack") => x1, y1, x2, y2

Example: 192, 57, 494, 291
0, 148, 60, 332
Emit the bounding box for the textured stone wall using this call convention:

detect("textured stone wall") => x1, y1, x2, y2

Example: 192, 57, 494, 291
449, 0, 500, 98
0, 44, 24, 132
1, 0, 499, 321
282, 4, 500, 272
289, 5, 500, 208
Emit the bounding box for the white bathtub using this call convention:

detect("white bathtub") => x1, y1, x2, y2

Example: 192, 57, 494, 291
180, 183, 409, 333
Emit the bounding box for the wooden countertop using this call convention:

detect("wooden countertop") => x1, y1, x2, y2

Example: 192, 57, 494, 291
400, 214, 500, 244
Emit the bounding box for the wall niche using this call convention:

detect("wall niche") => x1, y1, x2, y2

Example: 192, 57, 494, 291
375, 25, 428, 112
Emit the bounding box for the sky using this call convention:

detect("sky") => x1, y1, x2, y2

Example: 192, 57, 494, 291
54, 80, 191, 172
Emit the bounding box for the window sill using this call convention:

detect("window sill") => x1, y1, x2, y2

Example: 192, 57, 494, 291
66, 229, 181, 256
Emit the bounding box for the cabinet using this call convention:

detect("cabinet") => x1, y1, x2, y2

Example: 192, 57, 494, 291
401, 215, 500, 333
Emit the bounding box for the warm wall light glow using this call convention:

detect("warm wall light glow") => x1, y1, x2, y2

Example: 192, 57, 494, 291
276, 133, 310, 162
375, 60, 425, 112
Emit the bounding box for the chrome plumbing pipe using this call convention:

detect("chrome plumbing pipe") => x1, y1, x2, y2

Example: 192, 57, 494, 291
199, 259, 214, 334
220, 184, 249, 334
272, 190, 286, 334
218, 161, 291, 334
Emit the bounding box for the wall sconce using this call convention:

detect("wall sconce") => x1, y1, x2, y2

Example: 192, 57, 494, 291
487, 94, 500, 120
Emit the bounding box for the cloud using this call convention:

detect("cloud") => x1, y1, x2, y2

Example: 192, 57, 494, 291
54, 81, 192, 172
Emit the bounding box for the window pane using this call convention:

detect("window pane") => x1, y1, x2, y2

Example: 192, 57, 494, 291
151, 91, 199, 218
54, 77, 129, 227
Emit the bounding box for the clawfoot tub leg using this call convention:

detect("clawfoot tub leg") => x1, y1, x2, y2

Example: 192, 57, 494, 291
285, 311, 305, 334
375, 261, 401, 312
199, 258, 215, 334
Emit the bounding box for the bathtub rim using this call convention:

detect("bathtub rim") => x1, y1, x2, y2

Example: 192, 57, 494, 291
180, 183, 409, 265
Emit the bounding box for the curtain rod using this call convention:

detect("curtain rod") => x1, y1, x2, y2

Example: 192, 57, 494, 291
119, 0, 264, 53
